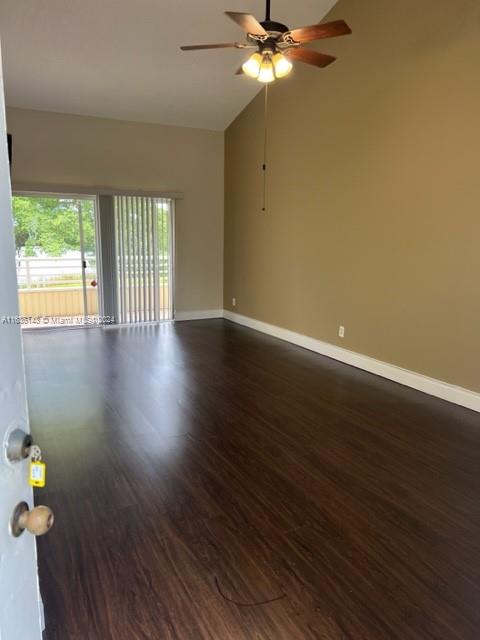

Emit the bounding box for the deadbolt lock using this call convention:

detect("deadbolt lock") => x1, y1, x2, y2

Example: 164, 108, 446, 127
5, 429, 33, 463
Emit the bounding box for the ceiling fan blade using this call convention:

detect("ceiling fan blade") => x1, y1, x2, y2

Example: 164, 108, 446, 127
287, 48, 336, 68
282, 20, 351, 45
180, 42, 250, 51
225, 11, 268, 38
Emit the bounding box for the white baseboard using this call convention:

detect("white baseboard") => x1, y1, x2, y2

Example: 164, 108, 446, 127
175, 309, 223, 321
223, 310, 480, 414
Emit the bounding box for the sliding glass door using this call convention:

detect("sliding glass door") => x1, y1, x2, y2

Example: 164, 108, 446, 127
78, 199, 100, 319
12, 194, 100, 328
114, 196, 173, 323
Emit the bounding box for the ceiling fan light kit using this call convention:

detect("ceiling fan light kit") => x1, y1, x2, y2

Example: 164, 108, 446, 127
242, 50, 292, 82
180, 0, 352, 83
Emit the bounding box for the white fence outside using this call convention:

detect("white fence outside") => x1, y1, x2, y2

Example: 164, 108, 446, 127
16, 256, 96, 290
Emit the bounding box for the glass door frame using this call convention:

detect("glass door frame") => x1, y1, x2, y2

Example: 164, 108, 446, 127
77, 195, 102, 321
12, 190, 103, 327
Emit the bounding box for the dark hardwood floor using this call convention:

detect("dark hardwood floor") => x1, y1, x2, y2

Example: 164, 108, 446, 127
23, 320, 480, 640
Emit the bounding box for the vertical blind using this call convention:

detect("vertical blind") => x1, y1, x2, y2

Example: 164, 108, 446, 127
114, 196, 173, 324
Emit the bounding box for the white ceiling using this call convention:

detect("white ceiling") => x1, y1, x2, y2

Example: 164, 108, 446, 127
0, 0, 336, 131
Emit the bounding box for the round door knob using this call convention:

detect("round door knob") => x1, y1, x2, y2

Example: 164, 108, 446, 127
11, 502, 54, 537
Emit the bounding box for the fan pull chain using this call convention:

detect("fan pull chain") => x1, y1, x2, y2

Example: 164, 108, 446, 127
262, 84, 269, 212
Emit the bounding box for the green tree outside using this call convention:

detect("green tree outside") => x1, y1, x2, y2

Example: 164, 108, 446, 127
12, 197, 96, 256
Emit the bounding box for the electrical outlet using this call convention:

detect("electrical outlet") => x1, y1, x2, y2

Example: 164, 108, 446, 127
338, 325, 345, 338
232, 297, 236, 307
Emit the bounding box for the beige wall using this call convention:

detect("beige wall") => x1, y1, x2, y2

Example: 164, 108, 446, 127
7, 107, 224, 314
225, 0, 480, 393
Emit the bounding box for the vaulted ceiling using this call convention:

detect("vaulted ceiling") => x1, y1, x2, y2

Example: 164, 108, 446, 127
0, 0, 336, 130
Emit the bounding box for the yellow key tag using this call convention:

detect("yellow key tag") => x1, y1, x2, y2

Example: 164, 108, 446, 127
29, 460, 46, 488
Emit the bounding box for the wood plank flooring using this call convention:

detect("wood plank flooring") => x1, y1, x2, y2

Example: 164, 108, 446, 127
23, 320, 480, 640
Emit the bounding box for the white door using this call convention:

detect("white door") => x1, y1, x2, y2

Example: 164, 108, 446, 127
0, 46, 44, 639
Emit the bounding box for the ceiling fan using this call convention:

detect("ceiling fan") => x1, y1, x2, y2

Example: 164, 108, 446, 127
180, 0, 352, 82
